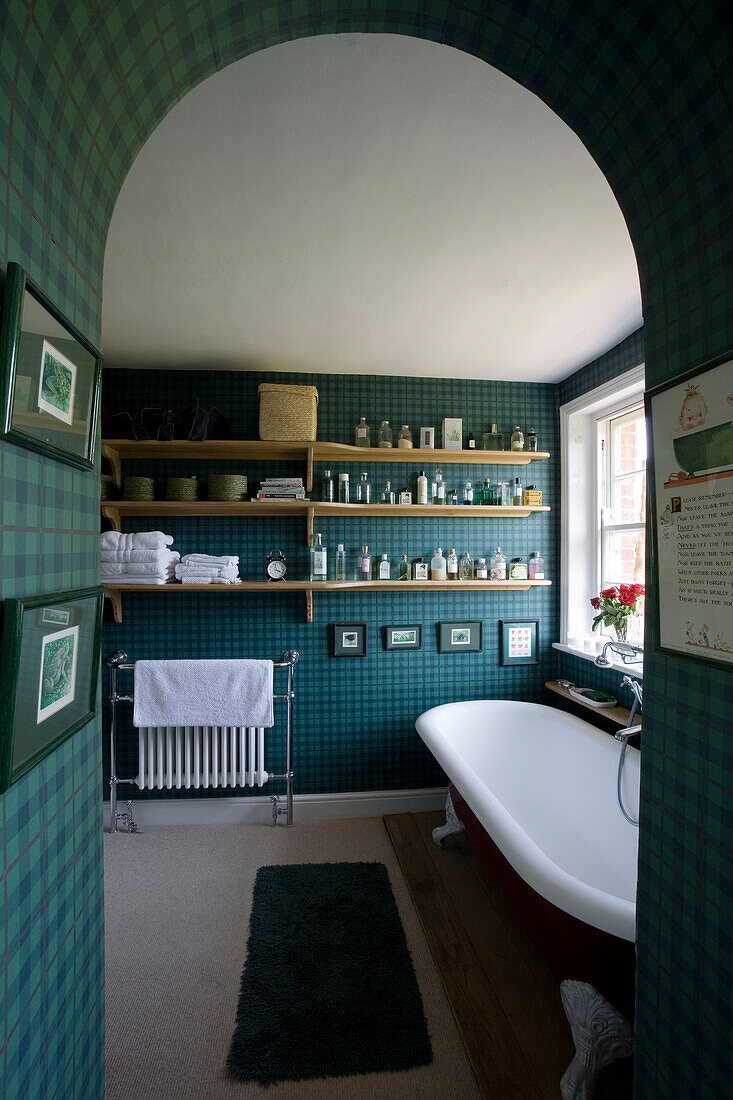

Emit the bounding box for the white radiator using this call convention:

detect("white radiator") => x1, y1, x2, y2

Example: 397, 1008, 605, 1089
136, 726, 268, 790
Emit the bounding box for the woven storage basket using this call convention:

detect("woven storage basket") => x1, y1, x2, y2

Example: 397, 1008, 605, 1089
166, 476, 198, 501
208, 474, 248, 501
122, 476, 155, 501
258, 383, 318, 441
101, 474, 115, 501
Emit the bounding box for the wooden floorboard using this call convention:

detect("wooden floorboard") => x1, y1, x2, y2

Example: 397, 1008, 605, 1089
386, 811, 634, 1100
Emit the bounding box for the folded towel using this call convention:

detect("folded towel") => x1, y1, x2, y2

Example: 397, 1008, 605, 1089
179, 575, 241, 585
181, 554, 240, 566
174, 563, 239, 581
133, 659, 274, 728
101, 575, 176, 585
102, 561, 178, 576
100, 530, 174, 551
100, 549, 180, 564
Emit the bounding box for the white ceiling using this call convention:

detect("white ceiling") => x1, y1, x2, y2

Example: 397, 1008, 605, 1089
102, 34, 642, 382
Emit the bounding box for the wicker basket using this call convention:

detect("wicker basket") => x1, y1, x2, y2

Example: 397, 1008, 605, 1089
166, 476, 198, 501
208, 474, 248, 501
258, 383, 318, 442
123, 477, 155, 501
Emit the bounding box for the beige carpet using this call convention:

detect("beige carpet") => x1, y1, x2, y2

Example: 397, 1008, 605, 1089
104, 817, 481, 1100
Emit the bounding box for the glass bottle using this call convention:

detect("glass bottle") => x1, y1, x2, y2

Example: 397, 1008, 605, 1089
447, 548, 458, 580
509, 556, 528, 580
397, 554, 411, 580
378, 420, 393, 448
498, 480, 511, 506
475, 557, 488, 579
467, 431, 476, 449
310, 532, 327, 582
338, 472, 350, 503
413, 557, 429, 580
463, 479, 473, 505
397, 425, 413, 449
432, 467, 445, 505
398, 487, 412, 505
512, 477, 523, 506
490, 547, 507, 580
526, 427, 538, 452
510, 426, 525, 451
354, 416, 371, 447
528, 550, 545, 579
481, 477, 493, 505
378, 553, 391, 580
381, 479, 395, 504
430, 547, 447, 580
416, 469, 428, 504
355, 471, 372, 503
320, 469, 334, 502
336, 543, 347, 581
359, 545, 371, 581
449, 488, 458, 505
482, 424, 504, 450
459, 551, 473, 580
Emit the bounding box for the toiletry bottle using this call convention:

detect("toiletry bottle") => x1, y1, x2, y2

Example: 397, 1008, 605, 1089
528, 550, 545, 579
359, 545, 371, 580
378, 421, 393, 448
463, 479, 473, 505
499, 480, 511, 506
449, 488, 458, 505
378, 553, 391, 580
397, 425, 413, 448
416, 469, 428, 505
509, 556, 528, 579
321, 469, 334, 502
512, 476, 523, 506
381, 480, 395, 504
354, 417, 371, 447
475, 557, 488, 579
336, 543, 347, 581
398, 554, 411, 580
355, 471, 372, 503
510, 426, 525, 451
413, 557, 428, 580
431, 547, 447, 580
467, 431, 476, 449
398, 487, 412, 505
432, 467, 445, 505
447, 548, 458, 580
490, 547, 507, 580
310, 533, 327, 582
338, 472, 350, 503
481, 477, 492, 505
482, 424, 504, 450
459, 551, 473, 579
526, 427, 538, 452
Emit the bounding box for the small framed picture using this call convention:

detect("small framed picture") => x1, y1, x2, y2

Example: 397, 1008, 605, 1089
332, 621, 368, 657
442, 417, 463, 449
383, 624, 423, 650
438, 620, 482, 652
499, 619, 539, 665
420, 426, 435, 449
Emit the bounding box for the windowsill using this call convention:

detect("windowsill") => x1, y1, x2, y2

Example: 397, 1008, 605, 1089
552, 642, 643, 680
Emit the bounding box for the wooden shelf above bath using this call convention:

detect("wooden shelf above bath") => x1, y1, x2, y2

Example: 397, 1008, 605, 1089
103, 578, 552, 624
545, 681, 638, 728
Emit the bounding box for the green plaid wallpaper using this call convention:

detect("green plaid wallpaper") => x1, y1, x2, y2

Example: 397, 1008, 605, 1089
1, 2, 730, 1098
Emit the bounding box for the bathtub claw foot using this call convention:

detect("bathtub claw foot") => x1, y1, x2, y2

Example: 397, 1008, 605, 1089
560, 980, 634, 1100
432, 792, 465, 847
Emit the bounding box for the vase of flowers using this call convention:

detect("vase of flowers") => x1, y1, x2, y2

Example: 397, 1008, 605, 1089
590, 584, 645, 642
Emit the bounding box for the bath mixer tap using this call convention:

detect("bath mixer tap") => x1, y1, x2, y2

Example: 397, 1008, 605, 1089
614, 724, 641, 744
595, 640, 643, 668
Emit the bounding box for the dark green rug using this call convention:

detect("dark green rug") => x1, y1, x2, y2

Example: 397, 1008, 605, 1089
227, 861, 433, 1085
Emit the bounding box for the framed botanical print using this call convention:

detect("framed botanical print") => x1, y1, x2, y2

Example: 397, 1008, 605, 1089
331, 622, 368, 657
0, 262, 102, 468
438, 620, 482, 652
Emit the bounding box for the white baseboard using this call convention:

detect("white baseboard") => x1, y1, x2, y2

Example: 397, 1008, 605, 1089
104, 787, 448, 828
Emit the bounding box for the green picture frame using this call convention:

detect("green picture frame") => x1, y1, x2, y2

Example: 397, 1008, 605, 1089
499, 619, 539, 665
0, 262, 102, 469
0, 586, 104, 793
383, 624, 423, 650
331, 621, 368, 657
438, 620, 482, 653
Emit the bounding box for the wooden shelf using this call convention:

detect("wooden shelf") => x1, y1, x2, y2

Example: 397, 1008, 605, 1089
545, 681, 638, 728
311, 441, 550, 466
103, 578, 552, 624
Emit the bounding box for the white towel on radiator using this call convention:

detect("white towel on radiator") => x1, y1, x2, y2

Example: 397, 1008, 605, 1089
132, 659, 274, 728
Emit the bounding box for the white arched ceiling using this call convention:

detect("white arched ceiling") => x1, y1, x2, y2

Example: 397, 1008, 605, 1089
102, 34, 641, 382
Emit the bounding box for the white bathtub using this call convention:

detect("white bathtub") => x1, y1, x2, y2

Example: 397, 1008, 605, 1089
416, 700, 640, 942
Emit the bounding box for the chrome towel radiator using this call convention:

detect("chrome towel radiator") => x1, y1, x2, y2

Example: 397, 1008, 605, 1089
106, 649, 298, 832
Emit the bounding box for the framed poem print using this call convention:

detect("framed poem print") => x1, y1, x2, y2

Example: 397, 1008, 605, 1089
0, 586, 103, 793
499, 619, 539, 665
646, 350, 733, 668
383, 624, 423, 650
331, 622, 368, 657
438, 620, 482, 653
0, 262, 102, 469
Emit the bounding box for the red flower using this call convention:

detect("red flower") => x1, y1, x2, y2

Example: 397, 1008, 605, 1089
631, 584, 645, 596
590, 597, 601, 609
618, 584, 639, 607
600, 586, 618, 599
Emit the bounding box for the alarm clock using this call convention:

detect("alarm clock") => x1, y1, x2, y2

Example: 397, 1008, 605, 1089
265, 548, 287, 581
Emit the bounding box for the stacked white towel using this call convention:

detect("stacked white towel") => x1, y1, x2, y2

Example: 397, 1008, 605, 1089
175, 553, 241, 585
101, 532, 178, 584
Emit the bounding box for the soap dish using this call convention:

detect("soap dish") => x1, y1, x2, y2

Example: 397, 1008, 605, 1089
568, 686, 617, 708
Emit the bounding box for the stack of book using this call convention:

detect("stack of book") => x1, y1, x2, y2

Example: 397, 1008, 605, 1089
254, 477, 307, 501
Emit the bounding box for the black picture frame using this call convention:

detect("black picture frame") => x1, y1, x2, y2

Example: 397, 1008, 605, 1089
646, 349, 733, 669
331, 621, 368, 657
499, 619, 539, 665
0, 262, 102, 469
438, 620, 482, 653
383, 624, 423, 650
0, 586, 104, 793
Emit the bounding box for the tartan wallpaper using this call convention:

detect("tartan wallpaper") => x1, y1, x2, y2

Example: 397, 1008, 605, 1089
0, 2, 731, 1097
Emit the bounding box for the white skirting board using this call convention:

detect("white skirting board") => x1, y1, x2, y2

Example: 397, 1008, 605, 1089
104, 786, 448, 827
